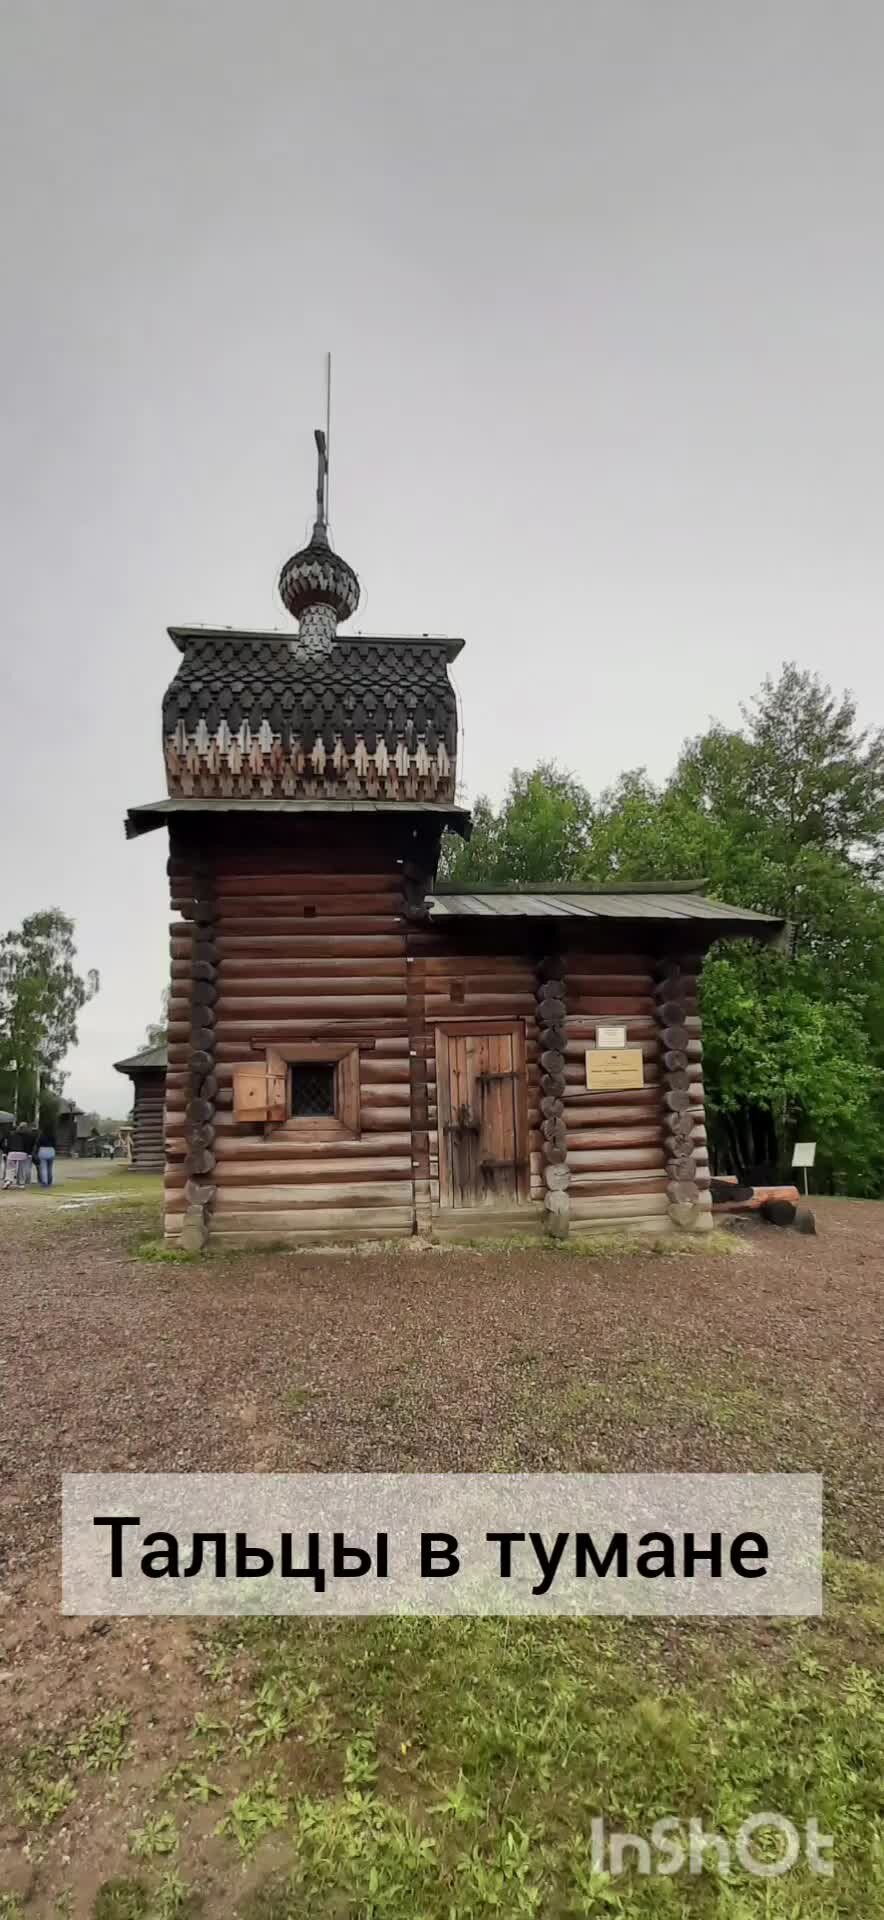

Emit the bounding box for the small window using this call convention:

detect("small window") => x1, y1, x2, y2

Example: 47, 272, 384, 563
290, 1062, 336, 1118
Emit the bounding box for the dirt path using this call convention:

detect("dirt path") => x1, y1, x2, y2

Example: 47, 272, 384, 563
0, 1199, 881, 1913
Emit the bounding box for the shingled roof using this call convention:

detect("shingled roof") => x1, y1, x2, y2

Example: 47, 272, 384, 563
113, 1042, 168, 1075
163, 631, 461, 758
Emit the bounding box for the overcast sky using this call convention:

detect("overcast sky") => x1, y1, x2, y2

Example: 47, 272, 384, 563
2, 0, 883, 1114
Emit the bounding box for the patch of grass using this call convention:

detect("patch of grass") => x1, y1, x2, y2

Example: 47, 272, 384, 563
215, 1771, 288, 1857
450, 1228, 741, 1257
66, 1706, 132, 1773
131, 1236, 201, 1265
159, 1760, 223, 1805
93, 1873, 199, 1920
92, 1884, 150, 1920
153, 1873, 201, 1919
9, 1739, 75, 1832
0, 1897, 26, 1920
7, 1708, 131, 1841
129, 1812, 179, 1860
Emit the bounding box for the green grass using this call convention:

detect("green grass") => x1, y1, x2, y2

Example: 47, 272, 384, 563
449, 1228, 742, 1257
182, 1599, 884, 1915
8, 1708, 132, 1835
131, 1236, 201, 1264
93, 1877, 198, 1920
128, 1812, 179, 1861
9, 1573, 884, 1914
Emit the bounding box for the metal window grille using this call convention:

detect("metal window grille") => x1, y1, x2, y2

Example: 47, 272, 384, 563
290, 1063, 336, 1118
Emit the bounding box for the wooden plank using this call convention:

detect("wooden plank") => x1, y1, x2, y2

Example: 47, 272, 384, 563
569, 1193, 670, 1221
213, 1184, 411, 1210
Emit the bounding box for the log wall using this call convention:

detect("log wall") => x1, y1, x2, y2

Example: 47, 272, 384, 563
160, 836, 713, 1246
164, 824, 421, 1245
561, 947, 669, 1232
131, 1073, 165, 1173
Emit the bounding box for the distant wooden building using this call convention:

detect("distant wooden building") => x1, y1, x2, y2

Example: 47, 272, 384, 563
127, 433, 782, 1248
55, 1105, 82, 1157
113, 1043, 167, 1172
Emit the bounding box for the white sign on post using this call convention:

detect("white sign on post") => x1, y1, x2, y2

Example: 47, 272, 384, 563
791, 1142, 816, 1197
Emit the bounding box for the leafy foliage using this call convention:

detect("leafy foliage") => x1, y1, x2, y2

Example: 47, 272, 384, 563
441, 665, 884, 1189
0, 909, 98, 1120
144, 987, 170, 1050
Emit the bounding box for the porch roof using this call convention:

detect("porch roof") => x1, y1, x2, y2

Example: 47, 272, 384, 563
427, 885, 785, 938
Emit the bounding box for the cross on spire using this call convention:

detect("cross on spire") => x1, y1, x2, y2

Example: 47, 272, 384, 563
313, 427, 329, 540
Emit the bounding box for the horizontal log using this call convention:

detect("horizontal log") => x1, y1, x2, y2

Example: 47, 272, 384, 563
210, 873, 405, 896
213, 1123, 412, 1154
569, 1173, 668, 1195
567, 1148, 665, 1171
216, 984, 408, 1011
566, 997, 656, 1018
569, 1193, 669, 1221
566, 1125, 661, 1149
564, 973, 654, 993
209, 1204, 414, 1231
213, 933, 407, 954
214, 1183, 411, 1210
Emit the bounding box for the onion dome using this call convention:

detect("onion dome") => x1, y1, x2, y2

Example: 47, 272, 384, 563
278, 525, 360, 624
278, 429, 360, 628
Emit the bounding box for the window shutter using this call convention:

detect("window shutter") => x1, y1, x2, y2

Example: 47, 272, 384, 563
233, 1064, 269, 1123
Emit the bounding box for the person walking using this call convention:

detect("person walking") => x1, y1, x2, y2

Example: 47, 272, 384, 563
34, 1125, 57, 1188
2, 1123, 32, 1188
19, 1121, 37, 1186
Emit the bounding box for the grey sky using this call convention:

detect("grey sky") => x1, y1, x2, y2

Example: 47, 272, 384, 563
2, 0, 883, 1114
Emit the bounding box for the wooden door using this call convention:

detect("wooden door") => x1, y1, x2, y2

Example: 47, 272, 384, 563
436, 1025, 526, 1208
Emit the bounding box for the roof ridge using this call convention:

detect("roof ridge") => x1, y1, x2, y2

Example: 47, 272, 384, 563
432, 881, 708, 895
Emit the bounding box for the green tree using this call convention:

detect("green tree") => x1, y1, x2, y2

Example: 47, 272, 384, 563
0, 910, 99, 1121
438, 666, 884, 1192
440, 764, 594, 886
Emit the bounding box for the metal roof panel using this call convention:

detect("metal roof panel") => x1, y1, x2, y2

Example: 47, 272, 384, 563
427, 889, 781, 930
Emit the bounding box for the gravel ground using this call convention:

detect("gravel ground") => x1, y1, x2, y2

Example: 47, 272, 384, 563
1, 1195, 881, 1587
0, 1196, 881, 1913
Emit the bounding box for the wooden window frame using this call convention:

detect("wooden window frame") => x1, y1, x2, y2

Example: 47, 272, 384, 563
268, 1042, 361, 1140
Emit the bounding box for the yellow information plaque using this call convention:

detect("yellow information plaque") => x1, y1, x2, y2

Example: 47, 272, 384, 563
585, 1047, 645, 1091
